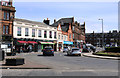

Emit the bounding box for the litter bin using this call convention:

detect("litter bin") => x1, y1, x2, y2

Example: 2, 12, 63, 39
0, 48, 5, 61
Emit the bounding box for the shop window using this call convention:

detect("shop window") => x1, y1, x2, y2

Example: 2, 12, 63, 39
25, 28, 29, 36
49, 31, 52, 38
32, 29, 35, 37
17, 27, 21, 36
38, 30, 41, 37
69, 34, 71, 39
62, 35, 63, 40
44, 30, 47, 38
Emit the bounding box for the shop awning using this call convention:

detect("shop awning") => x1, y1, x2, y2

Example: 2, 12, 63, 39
28, 41, 37, 44
18, 40, 28, 44
40, 42, 55, 44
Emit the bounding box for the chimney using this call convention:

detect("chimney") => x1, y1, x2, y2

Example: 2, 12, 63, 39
43, 18, 50, 25
9, 0, 13, 6
54, 19, 56, 23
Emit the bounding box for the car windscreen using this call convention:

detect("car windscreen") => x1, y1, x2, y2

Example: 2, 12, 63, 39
72, 49, 79, 51
45, 48, 52, 50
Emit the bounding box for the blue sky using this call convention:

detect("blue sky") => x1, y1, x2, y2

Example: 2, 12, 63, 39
13, 2, 118, 33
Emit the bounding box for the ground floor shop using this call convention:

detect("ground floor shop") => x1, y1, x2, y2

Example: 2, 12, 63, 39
13, 38, 57, 53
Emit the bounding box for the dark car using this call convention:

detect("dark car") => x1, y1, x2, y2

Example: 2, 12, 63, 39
42, 47, 54, 56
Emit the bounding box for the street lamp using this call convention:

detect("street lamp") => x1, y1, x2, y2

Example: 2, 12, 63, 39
98, 19, 104, 50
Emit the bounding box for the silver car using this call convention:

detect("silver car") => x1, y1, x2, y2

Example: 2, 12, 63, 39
67, 48, 82, 56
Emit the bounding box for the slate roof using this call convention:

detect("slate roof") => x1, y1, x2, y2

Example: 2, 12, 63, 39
15, 18, 53, 28
51, 17, 74, 27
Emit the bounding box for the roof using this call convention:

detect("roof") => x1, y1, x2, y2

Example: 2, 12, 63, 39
61, 26, 69, 32
51, 17, 74, 27
14, 18, 55, 28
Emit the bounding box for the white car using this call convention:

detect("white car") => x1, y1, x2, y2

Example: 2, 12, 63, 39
67, 48, 82, 56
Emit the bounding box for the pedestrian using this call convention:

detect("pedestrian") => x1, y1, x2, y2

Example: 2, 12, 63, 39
13, 46, 15, 52
20, 47, 23, 53
27, 46, 30, 53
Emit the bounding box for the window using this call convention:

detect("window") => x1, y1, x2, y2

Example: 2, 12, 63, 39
44, 30, 47, 38
3, 25, 5, 34
25, 28, 29, 36
69, 34, 71, 39
64, 35, 66, 40
73, 26, 74, 30
6, 26, 9, 34
62, 35, 63, 40
73, 34, 74, 39
4, 12, 9, 20
54, 32, 56, 39
38, 30, 41, 37
32, 29, 35, 37
17, 27, 21, 36
7, 12, 9, 20
4, 12, 6, 20
49, 31, 52, 38
59, 34, 60, 39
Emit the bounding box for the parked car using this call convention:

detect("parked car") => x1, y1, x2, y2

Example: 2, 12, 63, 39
67, 48, 82, 56
42, 47, 54, 56
63, 47, 69, 53
87, 45, 96, 52
82, 45, 90, 52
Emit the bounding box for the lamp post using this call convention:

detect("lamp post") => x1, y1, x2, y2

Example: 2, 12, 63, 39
98, 19, 104, 50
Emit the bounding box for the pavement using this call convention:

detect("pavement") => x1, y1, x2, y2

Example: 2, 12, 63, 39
82, 52, 120, 60
0, 52, 51, 69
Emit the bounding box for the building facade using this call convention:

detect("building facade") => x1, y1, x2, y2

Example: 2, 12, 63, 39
13, 18, 57, 52
0, 0, 16, 50
50, 17, 85, 48
85, 30, 120, 47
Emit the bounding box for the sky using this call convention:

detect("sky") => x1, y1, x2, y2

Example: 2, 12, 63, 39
13, 1, 118, 33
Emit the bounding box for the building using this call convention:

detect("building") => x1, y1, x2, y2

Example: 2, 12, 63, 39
13, 18, 57, 52
44, 17, 85, 48
0, 0, 16, 52
85, 30, 120, 47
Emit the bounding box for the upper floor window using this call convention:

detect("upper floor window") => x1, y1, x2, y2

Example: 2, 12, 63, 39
54, 32, 57, 39
4, 12, 9, 20
69, 34, 71, 39
64, 35, 66, 40
32, 29, 35, 37
6, 26, 9, 34
3, 25, 5, 34
38, 30, 41, 37
17, 27, 21, 36
25, 28, 29, 36
73, 34, 74, 39
62, 35, 63, 40
49, 31, 52, 38
44, 30, 47, 38
58, 34, 60, 39
73, 26, 74, 31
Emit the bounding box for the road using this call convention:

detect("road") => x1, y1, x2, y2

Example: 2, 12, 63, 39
2, 52, 118, 76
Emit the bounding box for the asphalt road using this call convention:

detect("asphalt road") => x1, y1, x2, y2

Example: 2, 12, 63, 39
2, 52, 118, 76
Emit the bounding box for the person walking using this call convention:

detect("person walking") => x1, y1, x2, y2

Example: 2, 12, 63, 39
20, 47, 23, 53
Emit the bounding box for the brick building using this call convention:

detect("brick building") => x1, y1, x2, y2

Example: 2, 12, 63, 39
50, 17, 85, 48
0, 0, 16, 49
85, 30, 120, 47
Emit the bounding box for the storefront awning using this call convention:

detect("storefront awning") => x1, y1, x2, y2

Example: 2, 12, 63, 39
63, 41, 73, 45
18, 40, 28, 44
28, 41, 37, 44
40, 42, 55, 44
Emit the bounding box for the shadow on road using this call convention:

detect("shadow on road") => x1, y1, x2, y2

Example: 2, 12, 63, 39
64, 54, 81, 57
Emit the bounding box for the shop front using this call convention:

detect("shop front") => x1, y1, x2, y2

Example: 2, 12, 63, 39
38, 41, 55, 51
63, 41, 73, 47
57, 40, 63, 51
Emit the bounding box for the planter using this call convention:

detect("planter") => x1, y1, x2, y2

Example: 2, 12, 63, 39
6, 58, 25, 66
6, 52, 16, 56
93, 53, 120, 57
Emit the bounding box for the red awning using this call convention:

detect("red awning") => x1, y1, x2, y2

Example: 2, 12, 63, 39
28, 41, 37, 44
18, 40, 28, 43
